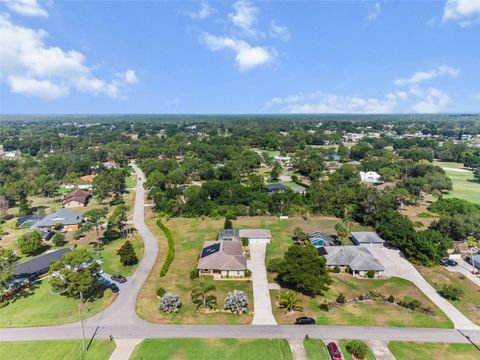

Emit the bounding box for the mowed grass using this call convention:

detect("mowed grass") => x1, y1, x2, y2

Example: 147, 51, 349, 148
99, 233, 144, 276
339, 340, 376, 360
388, 342, 480, 360
0, 340, 115, 360
136, 216, 253, 324
0, 280, 115, 327
417, 265, 480, 325
434, 161, 480, 204
303, 340, 330, 360
271, 274, 452, 328
129, 338, 293, 360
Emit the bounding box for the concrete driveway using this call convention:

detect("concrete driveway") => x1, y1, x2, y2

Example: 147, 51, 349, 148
248, 243, 277, 325
369, 247, 479, 330
448, 260, 480, 287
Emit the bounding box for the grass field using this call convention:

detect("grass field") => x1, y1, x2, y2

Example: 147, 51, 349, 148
0, 280, 115, 327
0, 340, 115, 360
434, 161, 480, 204
126, 175, 137, 188
271, 274, 452, 328
339, 340, 376, 360
136, 215, 253, 324
417, 265, 480, 325
303, 339, 330, 360
388, 342, 480, 360
98, 233, 144, 276
130, 338, 293, 360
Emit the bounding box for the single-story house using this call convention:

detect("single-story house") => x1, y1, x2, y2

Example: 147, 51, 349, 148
239, 229, 272, 244
197, 240, 247, 278
63, 189, 91, 208
33, 208, 84, 232
291, 186, 307, 194
320, 246, 384, 277
267, 183, 289, 193
307, 231, 335, 247
351, 232, 385, 247
13, 248, 71, 280
360, 171, 381, 183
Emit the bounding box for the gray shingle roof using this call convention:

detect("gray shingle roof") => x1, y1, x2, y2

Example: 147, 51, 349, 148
33, 209, 84, 228
323, 246, 384, 271
13, 248, 72, 277
239, 229, 271, 239
197, 241, 247, 271
351, 231, 385, 245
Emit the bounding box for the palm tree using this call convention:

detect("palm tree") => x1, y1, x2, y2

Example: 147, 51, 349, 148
278, 291, 303, 314
191, 283, 217, 311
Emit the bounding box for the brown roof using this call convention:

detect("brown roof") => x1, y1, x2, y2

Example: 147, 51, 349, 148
63, 189, 91, 205
197, 241, 247, 271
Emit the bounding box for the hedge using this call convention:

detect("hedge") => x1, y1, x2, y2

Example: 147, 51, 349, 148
157, 220, 175, 277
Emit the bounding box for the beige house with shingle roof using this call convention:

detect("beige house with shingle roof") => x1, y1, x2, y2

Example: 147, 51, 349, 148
197, 240, 247, 278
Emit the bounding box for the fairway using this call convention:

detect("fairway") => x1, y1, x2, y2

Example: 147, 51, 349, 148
0, 340, 115, 360
130, 338, 293, 360
388, 341, 480, 360
434, 161, 480, 204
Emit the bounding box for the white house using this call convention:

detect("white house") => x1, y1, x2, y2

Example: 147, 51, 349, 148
360, 171, 381, 183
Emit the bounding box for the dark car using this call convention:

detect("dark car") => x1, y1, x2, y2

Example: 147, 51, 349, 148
327, 342, 342, 360
96, 275, 111, 287
440, 258, 458, 267
295, 317, 315, 325
109, 283, 119, 293
111, 274, 127, 283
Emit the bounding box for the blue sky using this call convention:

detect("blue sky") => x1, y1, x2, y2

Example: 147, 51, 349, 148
0, 0, 479, 114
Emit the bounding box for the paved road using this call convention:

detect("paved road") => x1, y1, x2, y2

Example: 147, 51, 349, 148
449, 260, 480, 287
369, 247, 479, 330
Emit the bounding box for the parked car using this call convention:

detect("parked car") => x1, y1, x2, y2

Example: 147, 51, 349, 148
295, 317, 315, 325
327, 342, 342, 360
111, 274, 127, 283
96, 275, 111, 287
109, 283, 119, 293
440, 258, 457, 267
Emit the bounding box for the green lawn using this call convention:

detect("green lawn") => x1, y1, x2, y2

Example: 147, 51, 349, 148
98, 234, 144, 276
417, 265, 480, 325
0, 340, 115, 360
339, 340, 376, 360
129, 339, 293, 360
271, 274, 452, 328
434, 161, 480, 204
0, 280, 114, 327
126, 175, 137, 188
304, 339, 330, 360
388, 342, 480, 360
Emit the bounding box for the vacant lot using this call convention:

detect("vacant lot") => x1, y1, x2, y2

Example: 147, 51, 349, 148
388, 342, 480, 360
0, 280, 115, 327
271, 274, 452, 328
98, 233, 144, 276
130, 338, 293, 360
434, 161, 480, 205
417, 265, 480, 325
0, 340, 115, 360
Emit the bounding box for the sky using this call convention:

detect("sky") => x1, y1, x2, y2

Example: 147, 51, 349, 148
0, 0, 480, 114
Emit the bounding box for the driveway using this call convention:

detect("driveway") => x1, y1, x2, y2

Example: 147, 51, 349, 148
248, 243, 277, 325
448, 260, 480, 287
369, 247, 479, 330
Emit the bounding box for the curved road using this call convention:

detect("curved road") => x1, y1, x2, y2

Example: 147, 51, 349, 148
1, 163, 480, 345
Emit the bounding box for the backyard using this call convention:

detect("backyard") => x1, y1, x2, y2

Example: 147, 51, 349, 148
434, 161, 480, 205
388, 342, 480, 360
130, 338, 293, 360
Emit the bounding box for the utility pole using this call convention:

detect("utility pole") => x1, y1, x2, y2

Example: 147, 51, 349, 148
79, 291, 86, 358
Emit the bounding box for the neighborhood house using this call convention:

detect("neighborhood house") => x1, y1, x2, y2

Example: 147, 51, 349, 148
62, 189, 91, 208
218, 228, 272, 244
351, 231, 385, 247
33, 208, 84, 232
267, 183, 289, 193
320, 246, 385, 277
13, 248, 72, 280
307, 231, 335, 247
360, 171, 381, 183
197, 240, 247, 278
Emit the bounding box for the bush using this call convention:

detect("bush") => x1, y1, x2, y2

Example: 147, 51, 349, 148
159, 292, 181, 313
336, 293, 346, 304
439, 284, 464, 301
224, 217, 233, 229
319, 302, 330, 312
345, 340, 368, 359
332, 266, 341, 273
241, 237, 249, 247
224, 289, 248, 314
17, 231, 46, 256
244, 269, 252, 277
387, 295, 395, 303
399, 297, 422, 311
366, 270, 375, 278
358, 294, 364, 301
267, 258, 283, 273
190, 270, 199, 279
158, 221, 175, 277
156, 287, 166, 297
52, 232, 65, 246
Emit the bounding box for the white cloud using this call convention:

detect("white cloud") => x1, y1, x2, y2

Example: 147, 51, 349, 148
202, 32, 274, 70
228, 0, 259, 36
189, 1, 214, 20
443, 0, 480, 27
413, 87, 450, 113
269, 20, 290, 41
2, 0, 48, 17
394, 65, 459, 86
0, 14, 137, 100
367, 2, 381, 21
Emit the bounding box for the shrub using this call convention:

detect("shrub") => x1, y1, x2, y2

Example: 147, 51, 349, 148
158, 221, 175, 277
345, 340, 368, 359
387, 295, 395, 303
332, 266, 341, 273
53, 223, 63, 231
159, 292, 181, 313
439, 284, 464, 301
224, 289, 248, 314
241, 237, 249, 247
223, 217, 233, 229
244, 269, 252, 277
399, 297, 422, 311
52, 232, 65, 247
190, 270, 199, 279
267, 258, 283, 273
319, 302, 330, 312
156, 287, 166, 297
366, 270, 375, 278
336, 293, 346, 304
17, 231, 46, 256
